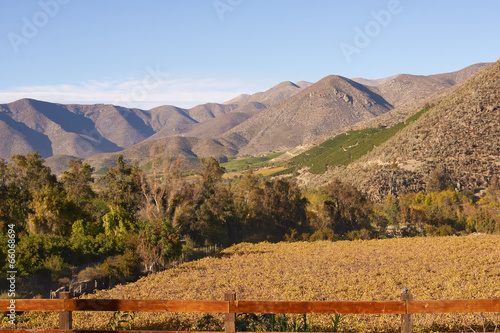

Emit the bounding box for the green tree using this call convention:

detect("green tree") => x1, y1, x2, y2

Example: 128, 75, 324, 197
199, 157, 226, 197
137, 217, 182, 268
9, 152, 58, 192
181, 157, 231, 246
192, 186, 239, 246
100, 155, 143, 214
321, 179, 372, 235
102, 205, 138, 239
6, 152, 78, 236
232, 170, 266, 241
261, 178, 308, 241
27, 184, 78, 236
61, 159, 95, 202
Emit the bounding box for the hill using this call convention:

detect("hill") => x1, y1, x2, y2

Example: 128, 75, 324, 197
289, 107, 429, 174
221, 75, 393, 156
351, 74, 400, 86
302, 61, 499, 200
11, 235, 500, 331
84, 135, 238, 171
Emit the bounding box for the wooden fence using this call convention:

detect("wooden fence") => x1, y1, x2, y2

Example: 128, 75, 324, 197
1, 291, 499, 333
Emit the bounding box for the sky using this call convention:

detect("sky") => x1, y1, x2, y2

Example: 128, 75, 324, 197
0, 0, 499, 109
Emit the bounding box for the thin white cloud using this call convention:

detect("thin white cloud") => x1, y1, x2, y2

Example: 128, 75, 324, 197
0, 77, 248, 109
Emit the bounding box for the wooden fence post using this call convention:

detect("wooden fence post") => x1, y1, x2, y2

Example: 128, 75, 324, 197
225, 291, 236, 333
401, 288, 413, 333
59, 291, 72, 329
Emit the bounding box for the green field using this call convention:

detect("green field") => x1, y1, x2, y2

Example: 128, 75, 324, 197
221, 152, 284, 172
291, 108, 429, 174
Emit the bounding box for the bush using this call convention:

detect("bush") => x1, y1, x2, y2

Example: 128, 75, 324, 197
309, 228, 337, 241
77, 265, 106, 282
42, 255, 72, 282
427, 224, 456, 237
347, 228, 372, 241
78, 250, 141, 284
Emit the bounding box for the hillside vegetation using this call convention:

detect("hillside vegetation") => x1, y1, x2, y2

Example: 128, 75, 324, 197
7, 235, 500, 332
291, 107, 429, 174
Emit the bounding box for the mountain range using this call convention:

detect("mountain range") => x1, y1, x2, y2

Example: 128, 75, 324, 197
0, 62, 492, 174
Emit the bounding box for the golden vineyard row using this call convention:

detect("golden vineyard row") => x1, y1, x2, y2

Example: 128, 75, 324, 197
4, 234, 500, 332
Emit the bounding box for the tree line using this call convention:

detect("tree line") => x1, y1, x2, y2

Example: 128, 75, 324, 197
0, 151, 499, 297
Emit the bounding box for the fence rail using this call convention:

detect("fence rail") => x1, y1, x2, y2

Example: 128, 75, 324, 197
1, 291, 499, 333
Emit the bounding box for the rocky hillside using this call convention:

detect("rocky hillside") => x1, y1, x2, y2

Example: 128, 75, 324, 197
374, 63, 490, 107
220, 75, 393, 156
305, 61, 499, 200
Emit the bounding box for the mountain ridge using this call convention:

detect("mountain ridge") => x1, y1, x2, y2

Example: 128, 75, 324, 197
0, 62, 492, 176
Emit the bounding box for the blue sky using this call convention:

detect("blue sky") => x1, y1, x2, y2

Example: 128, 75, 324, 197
0, 0, 499, 109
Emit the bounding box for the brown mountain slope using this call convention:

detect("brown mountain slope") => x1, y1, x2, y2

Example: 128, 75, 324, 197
351, 75, 400, 87
143, 105, 199, 141
242, 81, 303, 107
317, 61, 499, 200
182, 101, 266, 138
0, 99, 123, 158
147, 105, 195, 132
0, 114, 49, 157
183, 112, 254, 138
224, 93, 251, 104
64, 103, 155, 149
375, 63, 491, 107
0, 99, 229, 160
85, 136, 237, 171
186, 103, 238, 123
221, 75, 393, 156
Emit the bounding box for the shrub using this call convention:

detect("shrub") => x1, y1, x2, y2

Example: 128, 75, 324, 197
309, 228, 337, 241
42, 255, 72, 282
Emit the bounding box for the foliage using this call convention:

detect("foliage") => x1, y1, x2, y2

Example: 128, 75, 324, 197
373, 185, 500, 236
60, 159, 95, 202
137, 217, 182, 267
237, 313, 311, 332
14, 234, 71, 277
291, 108, 429, 174
99, 155, 143, 214
106, 311, 135, 330
2, 149, 499, 305
320, 179, 372, 235
78, 250, 141, 283
102, 205, 139, 239
27, 184, 79, 236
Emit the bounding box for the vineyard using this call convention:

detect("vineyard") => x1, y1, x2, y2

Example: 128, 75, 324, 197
4, 234, 500, 332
